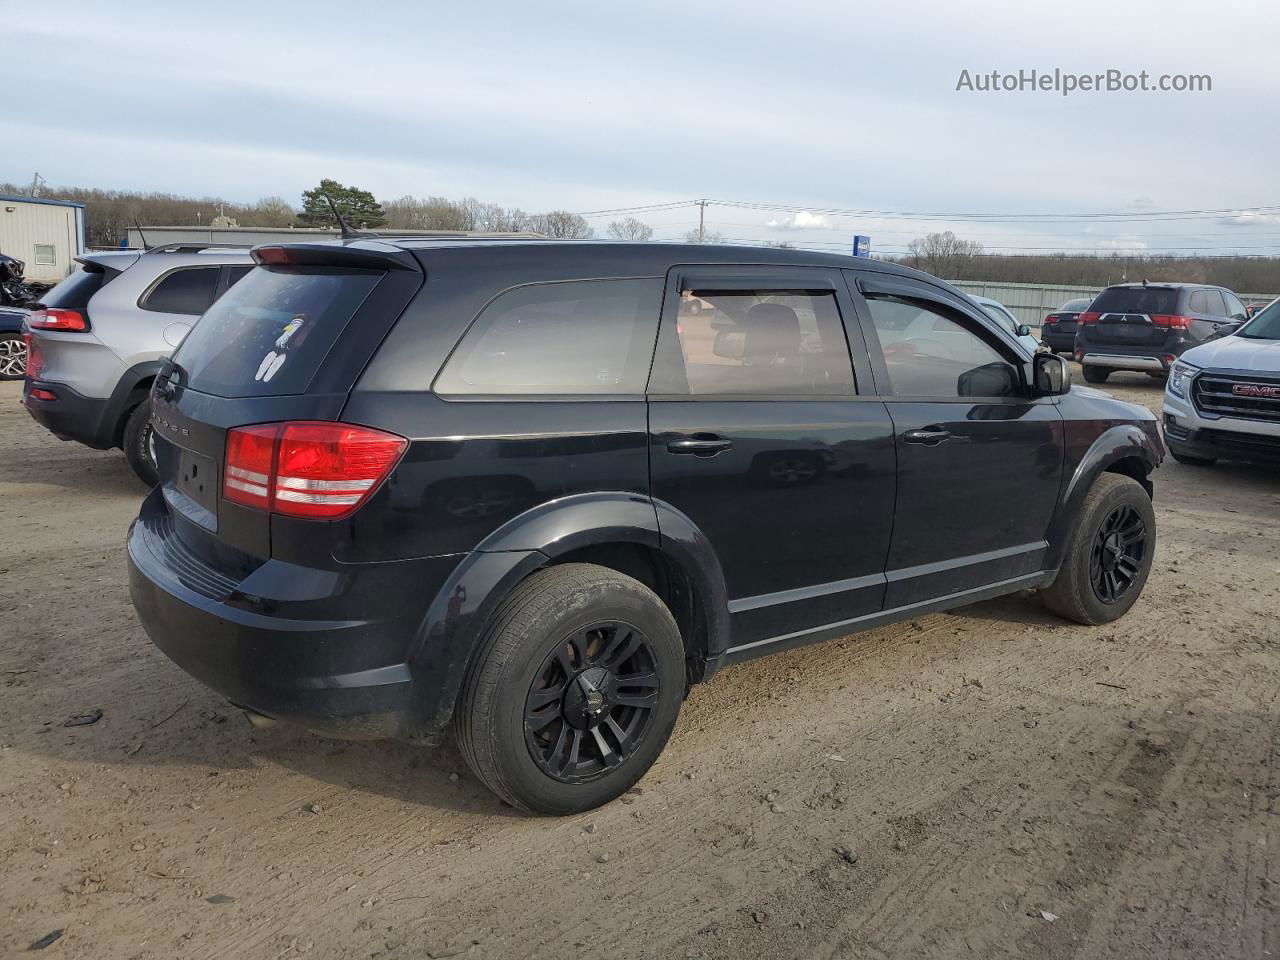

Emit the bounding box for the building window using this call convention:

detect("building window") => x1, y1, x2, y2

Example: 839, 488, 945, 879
34, 244, 56, 266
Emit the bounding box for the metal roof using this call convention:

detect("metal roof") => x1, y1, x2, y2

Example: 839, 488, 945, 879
0, 192, 85, 209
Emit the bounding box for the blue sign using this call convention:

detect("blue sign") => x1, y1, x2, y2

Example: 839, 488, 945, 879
852, 235, 871, 258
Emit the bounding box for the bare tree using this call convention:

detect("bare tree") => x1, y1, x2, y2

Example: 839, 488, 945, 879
244, 196, 296, 227
606, 217, 653, 241
906, 230, 984, 278
528, 210, 594, 239
683, 228, 726, 244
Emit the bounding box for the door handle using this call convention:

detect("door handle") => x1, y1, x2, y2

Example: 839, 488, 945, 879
667, 436, 734, 456
902, 427, 951, 445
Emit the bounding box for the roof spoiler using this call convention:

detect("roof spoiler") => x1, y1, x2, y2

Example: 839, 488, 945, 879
251, 242, 420, 272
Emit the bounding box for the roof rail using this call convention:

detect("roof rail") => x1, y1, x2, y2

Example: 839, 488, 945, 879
146, 242, 255, 254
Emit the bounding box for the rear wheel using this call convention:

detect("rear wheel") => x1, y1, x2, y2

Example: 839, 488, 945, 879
1039, 473, 1154, 625
0, 331, 25, 380
123, 399, 159, 488
1170, 449, 1216, 467
456, 563, 685, 815
1081, 365, 1110, 384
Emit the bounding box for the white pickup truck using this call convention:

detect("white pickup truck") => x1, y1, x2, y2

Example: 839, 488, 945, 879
1162, 300, 1280, 465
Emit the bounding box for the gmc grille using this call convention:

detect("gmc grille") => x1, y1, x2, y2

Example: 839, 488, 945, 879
1193, 373, 1280, 424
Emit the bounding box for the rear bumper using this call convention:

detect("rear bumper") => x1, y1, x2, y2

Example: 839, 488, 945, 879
1080, 352, 1169, 372
23, 378, 117, 448
127, 489, 462, 741
1041, 329, 1076, 351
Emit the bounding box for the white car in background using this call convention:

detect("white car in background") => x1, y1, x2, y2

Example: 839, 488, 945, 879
1162, 298, 1280, 466
971, 294, 1043, 353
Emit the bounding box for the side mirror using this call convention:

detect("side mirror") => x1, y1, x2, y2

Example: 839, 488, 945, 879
1015, 323, 1032, 338
1034, 353, 1071, 396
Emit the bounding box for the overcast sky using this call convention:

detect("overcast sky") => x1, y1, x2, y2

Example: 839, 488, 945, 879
3, 0, 1277, 255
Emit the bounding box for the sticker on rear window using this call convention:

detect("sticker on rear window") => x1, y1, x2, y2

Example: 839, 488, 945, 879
254, 315, 309, 383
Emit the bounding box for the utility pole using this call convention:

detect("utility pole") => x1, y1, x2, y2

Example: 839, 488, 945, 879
696, 199, 707, 243
29, 171, 45, 198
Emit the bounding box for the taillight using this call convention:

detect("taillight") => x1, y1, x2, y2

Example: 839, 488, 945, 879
24, 333, 42, 380
1150, 314, 1192, 329
1043, 314, 1059, 325
27, 308, 88, 331
28, 387, 57, 402
1079, 311, 1101, 325
223, 421, 407, 520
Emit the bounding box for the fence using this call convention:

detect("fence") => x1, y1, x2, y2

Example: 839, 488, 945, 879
948, 280, 1279, 330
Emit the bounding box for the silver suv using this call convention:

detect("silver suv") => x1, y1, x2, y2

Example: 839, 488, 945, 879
23, 244, 253, 484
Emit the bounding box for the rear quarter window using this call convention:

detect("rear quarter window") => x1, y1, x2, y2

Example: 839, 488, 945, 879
172, 266, 381, 397
434, 279, 662, 396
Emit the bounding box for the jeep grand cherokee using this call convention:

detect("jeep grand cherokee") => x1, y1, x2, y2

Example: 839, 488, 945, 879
128, 239, 1163, 814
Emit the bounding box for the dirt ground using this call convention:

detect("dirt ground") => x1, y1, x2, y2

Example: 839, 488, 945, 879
2, 371, 1278, 960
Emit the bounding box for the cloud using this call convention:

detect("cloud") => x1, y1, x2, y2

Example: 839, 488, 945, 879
1220, 211, 1280, 227
766, 211, 833, 231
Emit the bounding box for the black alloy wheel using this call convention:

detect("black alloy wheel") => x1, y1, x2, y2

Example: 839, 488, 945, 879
1090, 503, 1147, 604
524, 621, 660, 783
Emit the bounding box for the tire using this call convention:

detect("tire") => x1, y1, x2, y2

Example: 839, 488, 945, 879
1170, 449, 1216, 467
0, 331, 25, 380
456, 563, 685, 815
122, 399, 159, 488
1081, 365, 1110, 384
1039, 473, 1155, 625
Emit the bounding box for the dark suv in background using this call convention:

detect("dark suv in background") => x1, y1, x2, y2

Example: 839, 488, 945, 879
1074, 282, 1248, 383
1040, 296, 1092, 354
128, 239, 1163, 815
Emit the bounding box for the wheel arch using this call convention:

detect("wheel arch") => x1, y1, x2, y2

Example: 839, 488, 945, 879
404, 492, 731, 743
1045, 424, 1161, 571
107, 359, 164, 447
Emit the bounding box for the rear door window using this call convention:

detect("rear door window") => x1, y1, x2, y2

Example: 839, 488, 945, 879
1090, 287, 1179, 315
434, 279, 662, 396
172, 266, 382, 397
140, 267, 222, 315
1201, 289, 1227, 317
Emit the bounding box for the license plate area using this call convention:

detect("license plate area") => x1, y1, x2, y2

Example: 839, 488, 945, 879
157, 436, 219, 531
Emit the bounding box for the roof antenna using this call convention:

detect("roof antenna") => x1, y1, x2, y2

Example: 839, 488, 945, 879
133, 217, 151, 250
323, 193, 366, 240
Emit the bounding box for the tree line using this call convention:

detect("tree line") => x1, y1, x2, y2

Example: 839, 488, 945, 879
899, 230, 1280, 294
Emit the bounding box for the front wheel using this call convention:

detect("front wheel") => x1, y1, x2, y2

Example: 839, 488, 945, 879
122, 399, 159, 488
1081, 364, 1110, 384
455, 563, 685, 815
1039, 473, 1155, 625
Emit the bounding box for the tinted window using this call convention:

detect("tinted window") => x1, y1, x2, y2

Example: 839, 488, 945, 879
435, 279, 661, 396
1060, 298, 1092, 312
40, 267, 106, 310
173, 266, 381, 398
1201, 289, 1227, 317
1222, 291, 1248, 321
141, 267, 221, 315
225, 265, 254, 287
1188, 290, 1210, 314
652, 289, 854, 396
865, 295, 1020, 398
1090, 286, 1178, 315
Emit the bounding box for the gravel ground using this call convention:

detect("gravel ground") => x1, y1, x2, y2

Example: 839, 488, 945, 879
1, 371, 1278, 959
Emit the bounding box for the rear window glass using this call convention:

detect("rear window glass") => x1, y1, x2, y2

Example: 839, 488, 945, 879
1090, 287, 1179, 315
1059, 298, 1091, 312
435, 279, 662, 395
41, 267, 107, 310
140, 267, 221, 315
172, 266, 381, 397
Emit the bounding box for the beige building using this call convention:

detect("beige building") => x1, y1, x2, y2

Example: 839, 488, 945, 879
0, 193, 86, 283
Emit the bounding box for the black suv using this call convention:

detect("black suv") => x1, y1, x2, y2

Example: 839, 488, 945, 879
128, 240, 1163, 814
1074, 282, 1249, 383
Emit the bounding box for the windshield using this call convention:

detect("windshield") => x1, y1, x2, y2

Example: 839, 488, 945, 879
1059, 298, 1091, 312
980, 302, 1019, 333
1237, 300, 1280, 340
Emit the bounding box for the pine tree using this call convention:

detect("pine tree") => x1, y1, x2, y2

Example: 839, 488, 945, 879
298, 179, 386, 228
